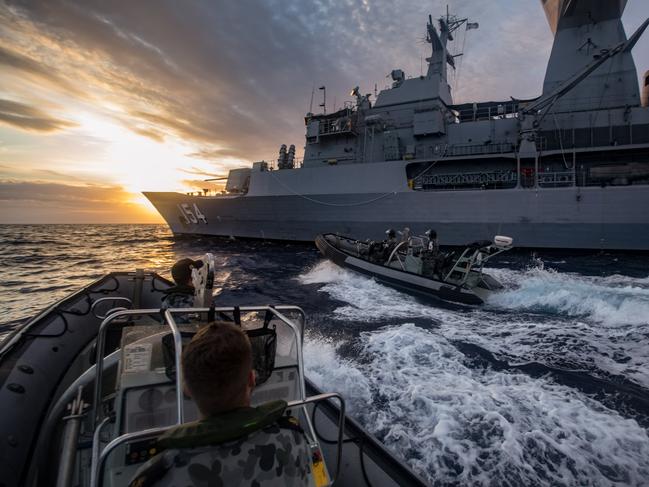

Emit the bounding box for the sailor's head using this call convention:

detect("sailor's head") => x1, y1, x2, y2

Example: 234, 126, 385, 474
386, 228, 396, 238
171, 258, 204, 286
182, 322, 255, 417
425, 229, 437, 239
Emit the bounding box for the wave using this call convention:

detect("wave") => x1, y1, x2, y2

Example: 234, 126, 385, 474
486, 267, 649, 326
300, 261, 649, 327
304, 325, 649, 486
298, 260, 649, 388
298, 261, 442, 321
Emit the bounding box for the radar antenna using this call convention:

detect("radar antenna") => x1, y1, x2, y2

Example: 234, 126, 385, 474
424, 5, 477, 84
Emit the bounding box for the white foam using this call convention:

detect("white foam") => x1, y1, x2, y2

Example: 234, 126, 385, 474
299, 260, 441, 321
303, 333, 372, 413
297, 260, 351, 285
305, 324, 649, 485
299, 260, 649, 390
486, 267, 649, 327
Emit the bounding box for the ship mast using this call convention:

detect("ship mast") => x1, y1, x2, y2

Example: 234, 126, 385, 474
425, 6, 478, 101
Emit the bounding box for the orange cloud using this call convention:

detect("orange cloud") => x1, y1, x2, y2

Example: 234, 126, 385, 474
0, 180, 163, 223
0, 98, 77, 133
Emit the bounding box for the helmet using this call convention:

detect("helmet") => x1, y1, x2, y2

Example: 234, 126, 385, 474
425, 229, 437, 238
171, 258, 204, 284
386, 228, 396, 238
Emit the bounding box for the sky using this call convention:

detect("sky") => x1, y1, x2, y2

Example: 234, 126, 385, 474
0, 0, 648, 223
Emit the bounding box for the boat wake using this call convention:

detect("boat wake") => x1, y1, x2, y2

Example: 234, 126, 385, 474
299, 261, 649, 387
300, 260, 649, 485
486, 266, 649, 326
304, 325, 649, 486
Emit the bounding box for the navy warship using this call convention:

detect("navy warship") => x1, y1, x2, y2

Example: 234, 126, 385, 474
145, 0, 649, 250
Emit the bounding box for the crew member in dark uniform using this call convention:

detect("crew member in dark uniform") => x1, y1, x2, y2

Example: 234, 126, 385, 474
160, 258, 203, 323
422, 229, 441, 277
382, 228, 398, 261
425, 229, 439, 254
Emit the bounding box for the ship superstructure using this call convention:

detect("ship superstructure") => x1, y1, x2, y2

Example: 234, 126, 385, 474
146, 0, 649, 250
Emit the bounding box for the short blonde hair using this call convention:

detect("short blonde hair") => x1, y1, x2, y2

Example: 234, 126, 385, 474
182, 322, 252, 414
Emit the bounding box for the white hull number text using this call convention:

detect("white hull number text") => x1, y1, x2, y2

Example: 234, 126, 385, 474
178, 203, 208, 224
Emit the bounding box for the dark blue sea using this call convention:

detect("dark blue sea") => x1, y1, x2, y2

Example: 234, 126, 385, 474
1, 224, 649, 486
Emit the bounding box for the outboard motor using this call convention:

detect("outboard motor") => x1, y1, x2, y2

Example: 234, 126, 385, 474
493, 235, 513, 248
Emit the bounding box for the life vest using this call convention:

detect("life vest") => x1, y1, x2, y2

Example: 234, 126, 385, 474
128, 400, 316, 487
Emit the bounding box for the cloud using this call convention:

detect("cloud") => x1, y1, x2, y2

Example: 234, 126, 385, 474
0, 179, 162, 223
0, 45, 51, 77
0, 45, 83, 96
0, 0, 563, 164
178, 166, 225, 178
0, 0, 647, 223
0, 98, 77, 132
130, 126, 165, 143
186, 148, 238, 161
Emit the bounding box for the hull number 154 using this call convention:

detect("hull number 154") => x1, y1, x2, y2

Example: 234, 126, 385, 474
177, 203, 208, 224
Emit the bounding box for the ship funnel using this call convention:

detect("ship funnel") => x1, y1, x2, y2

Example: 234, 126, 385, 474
541, 0, 627, 35
642, 70, 649, 107
541, 0, 640, 112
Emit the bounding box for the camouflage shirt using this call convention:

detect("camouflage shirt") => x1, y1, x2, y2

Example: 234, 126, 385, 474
129, 402, 316, 487
160, 285, 195, 324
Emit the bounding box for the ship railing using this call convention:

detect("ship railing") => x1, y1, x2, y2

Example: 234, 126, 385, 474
537, 171, 575, 187
454, 102, 520, 122
454, 95, 635, 123
414, 169, 518, 190
446, 142, 515, 157
318, 118, 356, 137
537, 93, 641, 112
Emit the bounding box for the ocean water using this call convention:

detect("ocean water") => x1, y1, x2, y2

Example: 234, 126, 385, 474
1, 224, 649, 486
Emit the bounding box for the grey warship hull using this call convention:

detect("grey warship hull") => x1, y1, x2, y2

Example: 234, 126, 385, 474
145, 1, 649, 250
145, 177, 649, 250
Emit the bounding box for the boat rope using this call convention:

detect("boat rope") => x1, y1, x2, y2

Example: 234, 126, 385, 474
268, 170, 397, 207
553, 112, 571, 169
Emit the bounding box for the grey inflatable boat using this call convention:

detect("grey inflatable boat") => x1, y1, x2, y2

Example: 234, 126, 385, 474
0, 254, 428, 487
315, 233, 513, 305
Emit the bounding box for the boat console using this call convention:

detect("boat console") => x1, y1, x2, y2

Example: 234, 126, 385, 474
90, 304, 339, 487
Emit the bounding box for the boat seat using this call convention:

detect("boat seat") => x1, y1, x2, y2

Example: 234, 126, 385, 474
97, 314, 305, 484
91, 304, 331, 486
117, 324, 296, 436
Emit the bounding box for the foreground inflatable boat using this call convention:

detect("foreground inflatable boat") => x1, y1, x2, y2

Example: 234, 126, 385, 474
0, 258, 427, 487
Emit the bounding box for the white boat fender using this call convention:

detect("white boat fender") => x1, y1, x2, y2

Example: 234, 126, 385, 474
493, 235, 513, 248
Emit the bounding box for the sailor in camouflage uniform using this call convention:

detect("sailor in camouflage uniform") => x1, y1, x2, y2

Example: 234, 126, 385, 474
129, 322, 316, 487
160, 258, 203, 323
